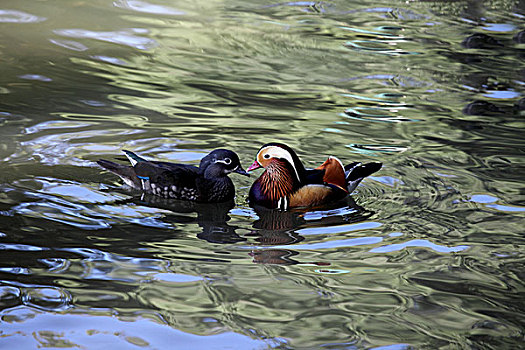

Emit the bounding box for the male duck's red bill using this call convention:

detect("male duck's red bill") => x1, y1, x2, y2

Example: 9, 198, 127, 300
247, 160, 263, 172
247, 142, 382, 210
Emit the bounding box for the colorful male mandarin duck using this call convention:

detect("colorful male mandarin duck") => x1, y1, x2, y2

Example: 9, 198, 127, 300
247, 143, 382, 210
97, 149, 249, 202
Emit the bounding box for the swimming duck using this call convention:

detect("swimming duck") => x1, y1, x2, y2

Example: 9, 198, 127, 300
97, 149, 249, 202
247, 143, 382, 210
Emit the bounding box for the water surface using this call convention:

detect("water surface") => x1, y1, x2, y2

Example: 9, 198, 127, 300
1, 0, 524, 348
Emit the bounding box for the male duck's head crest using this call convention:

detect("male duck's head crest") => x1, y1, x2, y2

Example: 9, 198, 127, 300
247, 142, 306, 182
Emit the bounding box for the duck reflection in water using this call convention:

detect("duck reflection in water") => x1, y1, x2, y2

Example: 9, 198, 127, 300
247, 196, 373, 265
134, 194, 373, 265
136, 194, 245, 244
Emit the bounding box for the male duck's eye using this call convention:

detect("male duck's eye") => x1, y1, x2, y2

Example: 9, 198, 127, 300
223, 158, 232, 165
263, 154, 270, 159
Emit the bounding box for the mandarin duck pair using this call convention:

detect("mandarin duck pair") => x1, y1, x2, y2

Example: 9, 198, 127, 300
97, 143, 381, 209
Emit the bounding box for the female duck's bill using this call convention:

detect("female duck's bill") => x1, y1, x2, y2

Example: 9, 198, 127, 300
247, 142, 382, 210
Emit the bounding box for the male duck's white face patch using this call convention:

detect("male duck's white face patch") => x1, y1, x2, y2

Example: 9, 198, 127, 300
258, 145, 300, 181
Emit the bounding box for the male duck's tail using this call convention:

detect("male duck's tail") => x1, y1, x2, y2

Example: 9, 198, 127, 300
344, 162, 382, 193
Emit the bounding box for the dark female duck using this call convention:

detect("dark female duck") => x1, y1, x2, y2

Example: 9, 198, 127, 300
247, 143, 382, 210
97, 149, 249, 203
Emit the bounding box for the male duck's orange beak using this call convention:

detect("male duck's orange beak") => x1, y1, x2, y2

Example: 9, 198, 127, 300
247, 160, 262, 172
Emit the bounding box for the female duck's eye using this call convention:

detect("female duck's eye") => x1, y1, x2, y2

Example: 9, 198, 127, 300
223, 158, 232, 165
263, 154, 270, 159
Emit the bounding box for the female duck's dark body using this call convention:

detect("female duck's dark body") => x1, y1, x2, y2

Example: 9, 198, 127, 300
97, 149, 249, 203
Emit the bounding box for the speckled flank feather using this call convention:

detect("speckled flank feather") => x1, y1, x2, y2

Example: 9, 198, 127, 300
148, 183, 198, 200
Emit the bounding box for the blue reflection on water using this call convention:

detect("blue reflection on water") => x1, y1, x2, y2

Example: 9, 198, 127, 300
469, 194, 498, 203
18, 74, 52, 82
389, 232, 403, 237
114, 0, 185, 16
481, 23, 516, 32
0, 311, 271, 349
482, 90, 521, 99
486, 204, 525, 212
0, 267, 30, 275
91, 55, 129, 66
469, 194, 525, 212
297, 222, 382, 235
49, 39, 89, 51
0, 10, 46, 23
54, 28, 157, 50
271, 236, 383, 250
370, 239, 469, 253
372, 176, 404, 187
1, 243, 47, 252
153, 273, 203, 283
371, 344, 412, 350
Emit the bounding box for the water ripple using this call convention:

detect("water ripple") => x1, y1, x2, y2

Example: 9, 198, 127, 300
48, 39, 89, 52
0, 243, 47, 252
38, 258, 71, 274
268, 236, 384, 250
0, 267, 30, 275
0, 310, 270, 349
0, 10, 46, 23
297, 221, 382, 236
5, 126, 144, 166
18, 74, 52, 82
14, 201, 111, 230
370, 239, 469, 253
7, 177, 178, 230
350, 41, 415, 56
0, 286, 21, 308
22, 287, 71, 312
91, 55, 129, 66
153, 273, 203, 283
23, 121, 92, 135
113, 0, 185, 16
53, 28, 157, 50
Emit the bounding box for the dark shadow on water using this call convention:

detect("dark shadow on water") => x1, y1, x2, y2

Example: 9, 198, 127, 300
133, 195, 246, 244
133, 194, 375, 265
